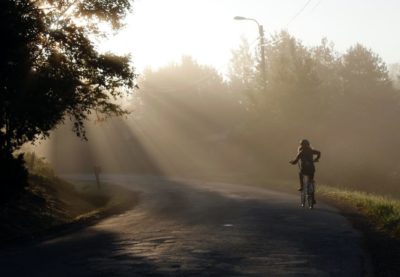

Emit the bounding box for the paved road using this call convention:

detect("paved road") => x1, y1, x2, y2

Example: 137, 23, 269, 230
0, 175, 370, 276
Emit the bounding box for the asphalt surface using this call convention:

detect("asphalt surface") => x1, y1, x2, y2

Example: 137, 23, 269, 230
0, 175, 370, 276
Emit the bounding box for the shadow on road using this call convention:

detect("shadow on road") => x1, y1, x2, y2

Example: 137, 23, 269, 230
0, 177, 367, 276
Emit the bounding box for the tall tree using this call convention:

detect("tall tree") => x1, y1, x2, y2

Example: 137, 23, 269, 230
263, 31, 319, 123
128, 56, 248, 176
388, 63, 400, 89
338, 44, 396, 126
341, 44, 391, 94
0, 0, 135, 192
228, 37, 257, 108
137, 56, 239, 134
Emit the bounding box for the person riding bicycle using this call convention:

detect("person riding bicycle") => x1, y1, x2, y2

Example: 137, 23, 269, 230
289, 139, 321, 202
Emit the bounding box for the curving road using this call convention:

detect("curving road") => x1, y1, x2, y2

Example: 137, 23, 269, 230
0, 175, 370, 276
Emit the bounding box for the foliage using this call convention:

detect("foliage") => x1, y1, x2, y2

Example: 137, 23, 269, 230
124, 56, 249, 175
319, 185, 400, 237
0, 0, 135, 155
388, 63, 400, 89
228, 37, 257, 108
0, 0, 135, 195
24, 152, 54, 177
0, 152, 28, 201
227, 31, 400, 191
264, 31, 320, 119
136, 56, 244, 133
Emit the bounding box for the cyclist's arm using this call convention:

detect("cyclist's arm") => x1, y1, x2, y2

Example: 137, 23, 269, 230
290, 152, 301, 164
313, 150, 321, 162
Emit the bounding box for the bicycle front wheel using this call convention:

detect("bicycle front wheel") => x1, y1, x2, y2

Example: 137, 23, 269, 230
307, 193, 314, 209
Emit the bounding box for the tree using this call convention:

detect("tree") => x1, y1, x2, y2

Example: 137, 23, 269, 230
228, 37, 257, 108
129, 56, 247, 176
0, 0, 135, 193
388, 63, 400, 89
341, 44, 391, 94
337, 44, 396, 126
262, 31, 320, 123
136, 56, 239, 134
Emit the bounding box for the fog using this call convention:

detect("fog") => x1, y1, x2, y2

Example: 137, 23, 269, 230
34, 32, 400, 198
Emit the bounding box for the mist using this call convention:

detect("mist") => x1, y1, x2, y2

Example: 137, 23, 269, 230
4, 1, 400, 275
31, 31, 400, 199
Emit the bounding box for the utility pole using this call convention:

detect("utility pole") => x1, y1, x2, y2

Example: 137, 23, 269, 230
258, 24, 266, 90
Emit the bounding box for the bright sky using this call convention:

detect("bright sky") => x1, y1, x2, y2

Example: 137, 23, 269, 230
100, 0, 400, 75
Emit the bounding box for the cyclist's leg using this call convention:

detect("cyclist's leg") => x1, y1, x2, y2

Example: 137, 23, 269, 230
309, 172, 316, 204
298, 172, 304, 191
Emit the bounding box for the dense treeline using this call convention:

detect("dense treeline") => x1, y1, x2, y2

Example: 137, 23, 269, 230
122, 31, 400, 195
8, 12, 400, 197
230, 32, 400, 192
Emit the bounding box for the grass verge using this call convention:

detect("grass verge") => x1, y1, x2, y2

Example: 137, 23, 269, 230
0, 174, 138, 246
211, 175, 400, 276
318, 185, 400, 237
317, 185, 400, 276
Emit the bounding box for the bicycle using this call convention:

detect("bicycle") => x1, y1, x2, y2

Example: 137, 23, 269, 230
300, 174, 315, 209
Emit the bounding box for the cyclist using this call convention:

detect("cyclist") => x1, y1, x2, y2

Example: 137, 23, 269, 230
289, 139, 321, 203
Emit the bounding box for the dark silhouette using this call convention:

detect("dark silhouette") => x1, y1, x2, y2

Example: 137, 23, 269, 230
290, 139, 321, 193
94, 166, 102, 190
0, 0, 135, 197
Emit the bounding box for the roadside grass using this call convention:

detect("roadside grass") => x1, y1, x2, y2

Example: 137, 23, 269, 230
189, 173, 400, 238
212, 174, 400, 275
235, 177, 400, 276
71, 180, 139, 222
318, 185, 400, 237
1, 176, 137, 244
0, 153, 137, 245
237, 176, 400, 238
315, 185, 400, 276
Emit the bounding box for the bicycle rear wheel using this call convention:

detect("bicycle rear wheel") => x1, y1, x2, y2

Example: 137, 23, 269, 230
300, 190, 306, 207
307, 193, 314, 209
307, 180, 315, 209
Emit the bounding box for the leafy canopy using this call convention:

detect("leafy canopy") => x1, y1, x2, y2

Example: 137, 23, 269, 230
0, 0, 136, 154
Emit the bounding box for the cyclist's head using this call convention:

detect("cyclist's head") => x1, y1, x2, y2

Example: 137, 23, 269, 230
300, 139, 310, 147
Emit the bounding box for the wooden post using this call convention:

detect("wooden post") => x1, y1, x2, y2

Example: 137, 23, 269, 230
94, 166, 102, 190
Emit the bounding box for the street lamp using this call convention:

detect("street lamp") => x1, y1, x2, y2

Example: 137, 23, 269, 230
234, 16, 266, 89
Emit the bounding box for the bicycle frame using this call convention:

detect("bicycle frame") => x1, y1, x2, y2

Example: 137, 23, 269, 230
301, 175, 315, 209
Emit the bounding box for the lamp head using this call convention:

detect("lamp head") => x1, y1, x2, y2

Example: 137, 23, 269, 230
234, 16, 247, 20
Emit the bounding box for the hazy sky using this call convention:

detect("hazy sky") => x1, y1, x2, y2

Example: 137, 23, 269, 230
100, 0, 400, 74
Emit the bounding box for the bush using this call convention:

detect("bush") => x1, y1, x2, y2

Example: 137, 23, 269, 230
24, 152, 54, 177
0, 151, 28, 202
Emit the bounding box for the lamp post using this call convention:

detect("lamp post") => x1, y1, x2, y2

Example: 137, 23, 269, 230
234, 16, 266, 89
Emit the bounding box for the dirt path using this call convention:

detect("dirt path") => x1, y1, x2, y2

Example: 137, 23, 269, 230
0, 175, 370, 276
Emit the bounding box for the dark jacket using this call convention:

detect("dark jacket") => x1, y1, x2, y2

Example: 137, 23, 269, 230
292, 146, 321, 174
